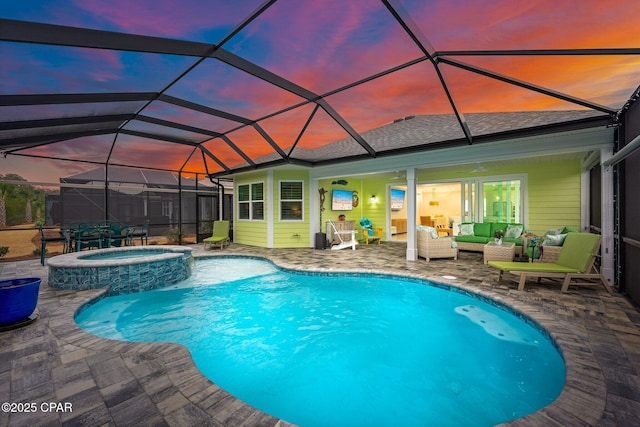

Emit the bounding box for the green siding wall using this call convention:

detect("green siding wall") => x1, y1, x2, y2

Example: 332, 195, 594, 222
235, 169, 310, 248
419, 159, 582, 236
318, 177, 388, 239
237, 158, 583, 247
527, 162, 581, 235
234, 172, 268, 247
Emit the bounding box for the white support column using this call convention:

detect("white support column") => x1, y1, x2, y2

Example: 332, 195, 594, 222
600, 147, 614, 285
267, 170, 274, 248
406, 168, 418, 261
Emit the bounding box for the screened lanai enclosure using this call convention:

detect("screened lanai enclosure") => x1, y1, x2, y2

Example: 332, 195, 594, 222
1, 1, 640, 300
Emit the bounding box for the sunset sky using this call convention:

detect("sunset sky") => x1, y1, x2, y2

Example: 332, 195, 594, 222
1, 0, 638, 182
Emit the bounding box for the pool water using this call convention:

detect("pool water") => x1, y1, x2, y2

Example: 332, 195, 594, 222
76, 257, 565, 427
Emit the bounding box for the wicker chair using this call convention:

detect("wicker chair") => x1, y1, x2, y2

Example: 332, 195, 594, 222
417, 228, 458, 262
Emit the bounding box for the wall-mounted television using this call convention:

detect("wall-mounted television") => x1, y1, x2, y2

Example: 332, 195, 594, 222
332, 189, 353, 211
390, 188, 406, 210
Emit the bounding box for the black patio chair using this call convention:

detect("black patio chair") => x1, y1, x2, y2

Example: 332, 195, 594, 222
39, 225, 68, 265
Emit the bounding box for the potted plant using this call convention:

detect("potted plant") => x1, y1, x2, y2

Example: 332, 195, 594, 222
494, 229, 504, 245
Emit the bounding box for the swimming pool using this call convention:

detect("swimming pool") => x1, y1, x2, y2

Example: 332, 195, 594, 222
76, 257, 565, 427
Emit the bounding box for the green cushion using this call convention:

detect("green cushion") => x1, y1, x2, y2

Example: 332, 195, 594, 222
488, 261, 580, 273
502, 237, 523, 246
556, 233, 601, 271
562, 226, 579, 234
455, 235, 489, 244
203, 236, 226, 242
474, 222, 491, 237
489, 233, 601, 274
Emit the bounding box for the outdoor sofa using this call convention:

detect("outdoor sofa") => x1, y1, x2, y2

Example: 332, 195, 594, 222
454, 222, 525, 257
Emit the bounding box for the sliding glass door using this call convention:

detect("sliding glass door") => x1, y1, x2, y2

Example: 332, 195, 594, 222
418, 175, 526, 234
481, 179, 522, 223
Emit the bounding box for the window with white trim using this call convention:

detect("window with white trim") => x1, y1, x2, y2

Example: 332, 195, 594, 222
238, 182, 264, 220
280, 181, 303, 221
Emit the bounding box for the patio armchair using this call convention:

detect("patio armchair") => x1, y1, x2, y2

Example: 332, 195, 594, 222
107, 222, 130, 247
203, 220, 230, 250
128, 220, 149, 246
417, 226, 458, 262
39, 225, 69, 265
488, 232, 611, 293
74, 225, 103, 252
360, 218, 381, 245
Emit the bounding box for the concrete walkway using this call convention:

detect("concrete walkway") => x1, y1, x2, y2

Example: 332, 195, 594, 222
1, 243, 639, 426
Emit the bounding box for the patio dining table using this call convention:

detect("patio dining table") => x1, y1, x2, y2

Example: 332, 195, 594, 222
68, 222, 130, 252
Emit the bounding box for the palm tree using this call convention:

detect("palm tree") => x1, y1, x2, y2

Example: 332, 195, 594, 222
0, 191, 6, 227
25, 198, 32, 223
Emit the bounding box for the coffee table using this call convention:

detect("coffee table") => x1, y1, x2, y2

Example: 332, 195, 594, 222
483, 241, 516, 264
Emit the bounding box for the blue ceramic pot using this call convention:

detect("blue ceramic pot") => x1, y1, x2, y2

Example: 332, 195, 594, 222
0, 277, 41, 325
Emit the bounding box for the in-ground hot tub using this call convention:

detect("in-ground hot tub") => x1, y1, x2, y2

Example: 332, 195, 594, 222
48, 246, 194, 294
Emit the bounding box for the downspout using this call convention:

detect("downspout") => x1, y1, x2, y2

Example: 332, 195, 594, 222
178, 173, 183, 245
207, 177, 225, 220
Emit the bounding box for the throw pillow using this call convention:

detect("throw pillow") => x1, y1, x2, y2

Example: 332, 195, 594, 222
417, 225, 438, 239
426, 226, 438, 239
505, 224, 523, 238
542, 233, 567, 246
545, 227, 564, 236
459, 223, 474, 236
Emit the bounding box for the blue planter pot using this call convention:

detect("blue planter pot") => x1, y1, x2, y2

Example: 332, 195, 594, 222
0, 277, 41, 326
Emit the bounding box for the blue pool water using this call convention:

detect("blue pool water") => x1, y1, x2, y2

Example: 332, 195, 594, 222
78, 249, 176, 260
76, 257, 565, 427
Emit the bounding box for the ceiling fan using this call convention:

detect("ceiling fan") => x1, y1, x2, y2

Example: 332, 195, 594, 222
390, 171, 405, 180
471, 163, 487, 173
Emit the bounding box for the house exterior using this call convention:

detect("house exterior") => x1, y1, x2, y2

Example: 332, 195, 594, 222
231, 111, 615, 282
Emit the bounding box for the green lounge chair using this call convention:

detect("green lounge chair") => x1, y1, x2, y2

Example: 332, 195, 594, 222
203, 220, 230, 250
488, 232, 611, 293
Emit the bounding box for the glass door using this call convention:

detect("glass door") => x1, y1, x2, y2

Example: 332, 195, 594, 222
481, 179, 522, 223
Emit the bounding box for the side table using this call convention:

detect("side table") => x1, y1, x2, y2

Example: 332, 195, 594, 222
483, 241, 516, 264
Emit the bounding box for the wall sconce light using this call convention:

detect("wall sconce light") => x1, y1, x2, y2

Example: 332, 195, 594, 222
429, 201, 439, 206
370, 195, 376, 202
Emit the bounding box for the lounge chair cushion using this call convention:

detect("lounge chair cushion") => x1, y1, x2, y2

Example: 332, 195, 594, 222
489, 233, 601, 274
487, 261, 580, 273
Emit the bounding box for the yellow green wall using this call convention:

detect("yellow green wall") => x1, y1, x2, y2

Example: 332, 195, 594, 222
234, 171, 269, 247
418, 159, 582, 236
234, 169, 311, 248
236, 158, 582, 246
318, 177, 389, 238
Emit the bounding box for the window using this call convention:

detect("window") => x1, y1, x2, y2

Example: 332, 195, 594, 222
238, 182, 264, 220
280, 181, 303, 221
